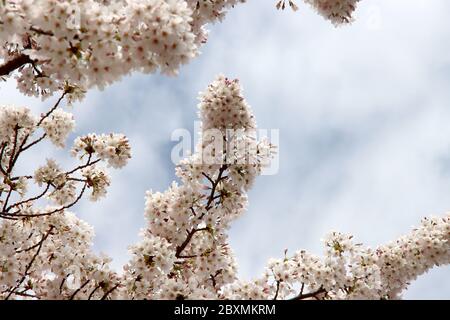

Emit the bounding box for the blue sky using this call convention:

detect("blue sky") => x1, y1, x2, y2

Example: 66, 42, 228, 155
3, 0, 450, 299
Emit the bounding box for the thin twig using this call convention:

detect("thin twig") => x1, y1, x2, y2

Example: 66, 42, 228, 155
37, 92, 67, 127
69, 280, 90, 300
88, 284, 102, 300
6, 183, 50, 212
100, 283, 120, 300
8, 183, 87, 218
20, 134, 47, 152
175, 227, 209, 258
5, 227, 54, 300
290, 287, 326, 300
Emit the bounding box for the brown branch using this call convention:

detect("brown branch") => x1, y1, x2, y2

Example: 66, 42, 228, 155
202, 172, 214, 185
67, 177, 88, 183
8, 183, 87, 218
7, 126, 19, 174
10, 175, 33, 181
2, 186, 13, 213
100, 283, 120, 300
0, 142, 7, 176
273, 280, 281, 300
59, 276, 68, 293
16, 233, 51, 254
11, 290, 39, 299
0, 213, 19, 220
88, 284, 102, 300
0, 54, 32, 77
20, 133, 47, 153
7, 91, 67, 176
205, 165, 227, 210
175, 166, 228, 258
6, 183, 50, 212
209, 269, 222, 288
29, 26, 54, 36
66, 157, 100, 175
69, 280, 90, 300
37, 92, 67, 127
290, 287, 327, 300
175, 227, 209, 258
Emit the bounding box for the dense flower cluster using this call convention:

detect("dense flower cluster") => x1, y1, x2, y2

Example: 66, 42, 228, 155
0, 0, 364, 100
222, 214, 450, 300
0, 0, 246, 98
303, 0, 360, 25
122, 75, 274, 299
0, 94, 131, 299
72, 133, 131, 168
277, 1, 360, 25
0, 212, 121, 300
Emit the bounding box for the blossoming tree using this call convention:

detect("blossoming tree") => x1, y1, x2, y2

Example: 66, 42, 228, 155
0, 0, 448, 300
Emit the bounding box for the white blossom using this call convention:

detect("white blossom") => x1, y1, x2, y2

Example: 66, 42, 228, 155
82, 166, 111, 201
41, 108, 75, 147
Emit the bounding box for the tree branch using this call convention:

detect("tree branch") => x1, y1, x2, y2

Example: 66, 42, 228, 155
0, 54, 32, 77
175, 227, 209, 258
20, 133, 47, 153
69, 280, 91, 300
6, 183, 50, 212
290, 287, 327, 300
5, 226, 54, 300
100, 283, 120, 300
8, 183, 87, 218
66, 157, 100, 175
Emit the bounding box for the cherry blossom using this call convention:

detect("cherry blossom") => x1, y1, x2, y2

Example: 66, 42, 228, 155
0, 1, 363, 101
1, 0, 448, 301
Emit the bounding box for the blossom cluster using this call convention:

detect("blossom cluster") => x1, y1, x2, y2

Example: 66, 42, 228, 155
0, 0, 364, 100
0, 212, 121, 300
222, 214, 450, 300
0, 95, 131, 299
122, 75, 274, 299
0, 0, 246, 98
72, 133, 131, 169
303, 0, 360, 25
277, 1, 360, 25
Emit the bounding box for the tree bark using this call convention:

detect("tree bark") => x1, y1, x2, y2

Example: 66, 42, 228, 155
0, 54, 32, 77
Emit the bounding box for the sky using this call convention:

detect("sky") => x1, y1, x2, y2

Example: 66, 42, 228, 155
2, 0, 450, 299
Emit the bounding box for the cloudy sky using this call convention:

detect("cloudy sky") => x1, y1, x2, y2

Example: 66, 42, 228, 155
3, 0, 450, 299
